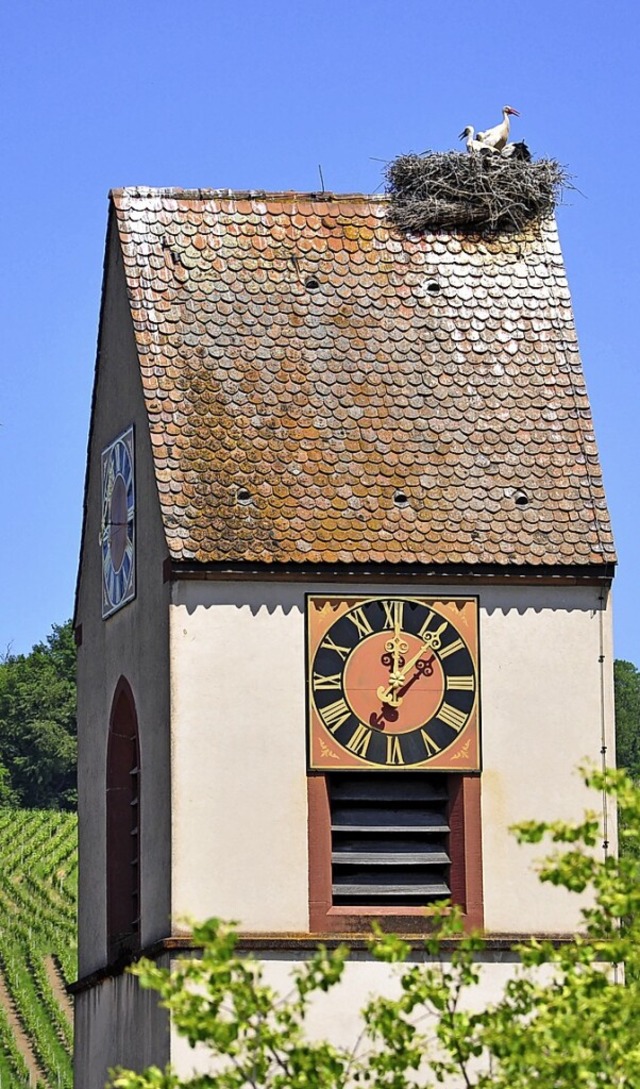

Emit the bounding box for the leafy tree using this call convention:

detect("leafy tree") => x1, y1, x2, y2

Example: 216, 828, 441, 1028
0, 620, 76, 809
0, 758, 17, 806
615, 659, 640, 779
111, 769, 640, 1089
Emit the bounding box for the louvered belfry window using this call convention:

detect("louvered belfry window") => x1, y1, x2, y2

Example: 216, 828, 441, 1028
329, 773, 451, 906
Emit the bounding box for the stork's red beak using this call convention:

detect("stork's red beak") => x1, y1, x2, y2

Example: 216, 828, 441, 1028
506, 106, 520, 116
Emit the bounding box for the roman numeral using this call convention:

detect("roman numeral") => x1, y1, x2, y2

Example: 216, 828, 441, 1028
439, 637, 464, 660
312, 672, 342, 691
346, 723, 372, 758
381, 600, 404, 630
347, 607, 373, 638
386, 735, 404, 765
319, 699, 352, 734
446, 675, 475, 691
417, 610, 435, 638
438, 703, 468, 732
321, 635, 351, 661
421, 729, 442, 758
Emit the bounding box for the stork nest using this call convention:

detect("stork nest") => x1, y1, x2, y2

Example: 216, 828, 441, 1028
385, 151, 569, 235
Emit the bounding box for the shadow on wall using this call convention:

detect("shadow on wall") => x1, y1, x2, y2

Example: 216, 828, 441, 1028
172, 579, 606, 620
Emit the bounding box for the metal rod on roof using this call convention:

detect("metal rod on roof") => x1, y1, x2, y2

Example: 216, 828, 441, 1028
318, 164, 325, 194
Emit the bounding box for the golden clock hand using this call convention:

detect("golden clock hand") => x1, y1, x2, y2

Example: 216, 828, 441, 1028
392, 612, 405, 674
397, 655, 435, 698
393, 610, 401, 673
377, 640, 431, 707
400, 641, 431, 678
376, 676, 404, 708
384, 632, 408, 672
383, 611, 408, 677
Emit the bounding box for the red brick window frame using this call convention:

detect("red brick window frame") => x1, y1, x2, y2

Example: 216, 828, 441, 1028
308, 773, 483, 934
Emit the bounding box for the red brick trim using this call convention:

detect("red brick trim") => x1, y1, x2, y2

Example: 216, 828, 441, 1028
308, 773, 483, 934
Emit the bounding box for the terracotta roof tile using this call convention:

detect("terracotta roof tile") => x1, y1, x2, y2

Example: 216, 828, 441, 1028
110, 187, 615, 569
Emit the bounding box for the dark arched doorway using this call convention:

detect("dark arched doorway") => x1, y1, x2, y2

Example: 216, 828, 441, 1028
106, 677, 140, 961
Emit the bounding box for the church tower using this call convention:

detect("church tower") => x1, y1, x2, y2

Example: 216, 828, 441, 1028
73, 187, 616, 1086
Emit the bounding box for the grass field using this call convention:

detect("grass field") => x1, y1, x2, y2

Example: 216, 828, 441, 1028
0, 808, 77, 1089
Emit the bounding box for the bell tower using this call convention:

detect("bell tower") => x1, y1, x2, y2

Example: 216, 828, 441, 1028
73, 186, 616, 1087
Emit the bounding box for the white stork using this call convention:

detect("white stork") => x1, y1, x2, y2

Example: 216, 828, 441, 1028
501, 140, 532, 162
458, 125, 497, 154
476, 105, 520, 151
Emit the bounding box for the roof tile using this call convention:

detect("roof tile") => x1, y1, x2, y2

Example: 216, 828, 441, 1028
110, 187, 615, 569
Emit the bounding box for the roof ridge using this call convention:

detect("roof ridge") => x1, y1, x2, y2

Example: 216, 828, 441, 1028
110, 187, 390, 203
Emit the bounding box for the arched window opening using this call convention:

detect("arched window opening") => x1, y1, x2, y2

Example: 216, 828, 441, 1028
106, 678, 140, 962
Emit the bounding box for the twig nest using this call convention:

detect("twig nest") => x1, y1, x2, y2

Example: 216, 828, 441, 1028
386, 151, 569, 235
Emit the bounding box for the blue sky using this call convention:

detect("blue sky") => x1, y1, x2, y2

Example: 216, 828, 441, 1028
1, 0, 638, 663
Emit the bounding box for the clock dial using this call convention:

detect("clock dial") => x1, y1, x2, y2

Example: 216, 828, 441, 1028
101, 427, 136, 618
307, 595, 480, 771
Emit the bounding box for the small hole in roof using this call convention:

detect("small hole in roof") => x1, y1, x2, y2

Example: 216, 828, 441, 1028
237, 487, 252, 505
425, 280, 441, 295
514, 492, 529, 507
394, 490, 410, 507
305, 276, 320, 292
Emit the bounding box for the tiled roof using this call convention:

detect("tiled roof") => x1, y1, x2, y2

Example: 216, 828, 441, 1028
111, 187, 615, 569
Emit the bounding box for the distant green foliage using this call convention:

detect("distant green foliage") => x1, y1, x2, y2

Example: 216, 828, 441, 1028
0, 758, 18, 806
0, 620, 76, 809
0, 807, 77, 1088
615, 659, 640, 779
111, 770, 640, 1089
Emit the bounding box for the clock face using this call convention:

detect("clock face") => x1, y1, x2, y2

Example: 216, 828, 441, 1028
307, 595, 480, 771
101, 427, 136, 618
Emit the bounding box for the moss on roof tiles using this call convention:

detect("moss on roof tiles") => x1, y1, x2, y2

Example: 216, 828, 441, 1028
111, 188, 615, 569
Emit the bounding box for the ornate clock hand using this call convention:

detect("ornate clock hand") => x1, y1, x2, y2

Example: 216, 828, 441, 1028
369, 704, 399, 730
377, 640, 432, 707
376, 671, 405, 707
396, 655, 435, 698
382, 619, 408, 673
401, 641, 433, 678
392, 611, 405, 670
377, 611, 409, 706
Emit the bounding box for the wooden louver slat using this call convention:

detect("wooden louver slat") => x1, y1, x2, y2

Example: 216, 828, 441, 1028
329, 772, 451, 906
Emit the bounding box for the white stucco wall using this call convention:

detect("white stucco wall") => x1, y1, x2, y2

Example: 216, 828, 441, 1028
169, 582, 309, 931
73, 946, 528, 1087
169, 579, 614, 937
168, 948, 541, 1081
480, 585, 614, 931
